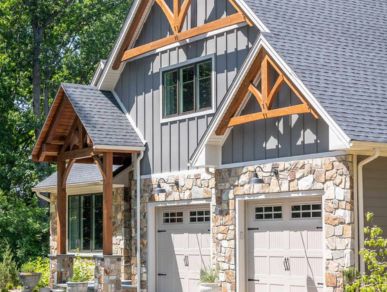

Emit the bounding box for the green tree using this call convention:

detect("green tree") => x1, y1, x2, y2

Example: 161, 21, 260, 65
0, 0, 132, 265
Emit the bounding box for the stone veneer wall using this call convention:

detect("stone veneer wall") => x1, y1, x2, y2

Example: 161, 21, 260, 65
130, 155, 354, 292
214, 155, 354, 292
129, 170, 215, 288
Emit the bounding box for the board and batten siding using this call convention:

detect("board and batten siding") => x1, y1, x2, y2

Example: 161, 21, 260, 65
222, 83, 331, 164
115, 0, 259, 175
363, 157, 387, 232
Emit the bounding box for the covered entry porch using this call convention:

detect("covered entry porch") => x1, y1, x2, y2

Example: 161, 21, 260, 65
32, 83, 144, 290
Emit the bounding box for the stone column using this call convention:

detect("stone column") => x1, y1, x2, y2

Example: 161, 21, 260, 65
94, 255, 122, 292
49, 254, 74, 287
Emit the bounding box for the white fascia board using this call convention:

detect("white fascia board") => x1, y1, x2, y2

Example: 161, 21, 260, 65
90, 60, 106, 86
32, 182, 125, 195
111, 91, 147, 145
93, 145, 146, 152
190, 35, 351, 168
236, 0, 270, 33
97, 0, 146, 91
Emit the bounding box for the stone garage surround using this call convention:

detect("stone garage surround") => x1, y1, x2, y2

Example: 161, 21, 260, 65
130, 155, 354, 292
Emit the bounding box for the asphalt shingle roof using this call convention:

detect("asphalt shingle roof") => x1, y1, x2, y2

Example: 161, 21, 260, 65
245, 0, 387, 143
62, 83, 144, 148
35, 164, 121, 189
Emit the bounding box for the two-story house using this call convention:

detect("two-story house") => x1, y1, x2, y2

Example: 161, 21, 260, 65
32, 0, 387, 291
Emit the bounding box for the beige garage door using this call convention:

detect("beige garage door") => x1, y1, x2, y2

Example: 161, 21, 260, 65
157, 205, 211, 292
246, 199, 324, 292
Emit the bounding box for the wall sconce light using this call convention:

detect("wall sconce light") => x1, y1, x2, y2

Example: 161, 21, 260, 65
154, 178, 167, 194
249, 166, 265, 184
249, 165, 280, 184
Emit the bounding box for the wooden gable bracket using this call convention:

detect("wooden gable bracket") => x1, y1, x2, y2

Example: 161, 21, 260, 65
119, 0, 252, 64
216, 50, 319, 135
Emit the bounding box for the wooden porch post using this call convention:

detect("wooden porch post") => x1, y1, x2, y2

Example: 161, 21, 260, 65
57, 160, 67, 255
103, 152, 113, 255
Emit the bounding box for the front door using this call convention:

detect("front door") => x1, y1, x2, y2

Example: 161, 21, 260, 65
156, 205, 211, 292
246, 199, 324, 291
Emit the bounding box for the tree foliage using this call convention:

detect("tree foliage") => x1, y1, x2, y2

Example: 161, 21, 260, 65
345, 213, 387, 292
0, 0, 132, 265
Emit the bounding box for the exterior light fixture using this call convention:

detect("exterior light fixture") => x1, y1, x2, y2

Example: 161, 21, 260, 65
154, 178, 167, 194
249, 165, 265, 184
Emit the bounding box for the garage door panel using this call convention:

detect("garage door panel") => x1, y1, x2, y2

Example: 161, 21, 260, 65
307, 230, 323, 249
249, 256, 267, 275
269, 231, 288, 249
157, 205, 210, 292
246, 199, 323, 292
269, 257, 288, 275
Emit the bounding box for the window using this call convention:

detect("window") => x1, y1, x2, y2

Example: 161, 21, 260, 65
163, 211, 183, 223
190, 210, 210, 223
255, 206, 282, 220
163, 59, 212, 118
291, 204, 322, 219
68, 194, 103, 252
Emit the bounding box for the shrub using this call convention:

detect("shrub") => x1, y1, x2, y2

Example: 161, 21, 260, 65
200, 268, 218, 283
345, 212, 387, 292
0, 245, 19, 290
20, 257, 50, 288
69, 256, 94, 283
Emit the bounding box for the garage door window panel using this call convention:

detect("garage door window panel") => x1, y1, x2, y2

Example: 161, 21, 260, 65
163, 211, 184, 223
291, 204, 322, 219
190, 210, 210, 223
255, 206, 282, 220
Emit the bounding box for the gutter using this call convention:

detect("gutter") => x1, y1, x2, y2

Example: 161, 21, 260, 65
35, 191, 51, 203
357, 148, 380, 273
135, 151, 144, 292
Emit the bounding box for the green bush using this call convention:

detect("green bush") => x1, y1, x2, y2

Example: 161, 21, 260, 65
0, 245, 19, 290
20, 257, 50, 288
345, 212, 387, 292
200, 268, 218, 283
69, 256, 94, 283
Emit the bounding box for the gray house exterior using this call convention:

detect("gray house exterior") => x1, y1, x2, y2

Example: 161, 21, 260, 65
33, 0, 387, 291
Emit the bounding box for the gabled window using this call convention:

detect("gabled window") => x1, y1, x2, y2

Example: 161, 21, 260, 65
68, 193, 103, 252
162, 59, 212, 119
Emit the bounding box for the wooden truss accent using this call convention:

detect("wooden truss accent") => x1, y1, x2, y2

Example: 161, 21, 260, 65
216, 50, 319, 135
120, 0, 251, 63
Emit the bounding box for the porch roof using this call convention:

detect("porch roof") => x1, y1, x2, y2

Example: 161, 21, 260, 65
33, 163, 122, 190
32, 83, 145, 162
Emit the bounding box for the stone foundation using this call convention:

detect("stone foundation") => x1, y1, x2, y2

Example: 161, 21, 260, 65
94, 255, 122, 292
49, 254, 74, 287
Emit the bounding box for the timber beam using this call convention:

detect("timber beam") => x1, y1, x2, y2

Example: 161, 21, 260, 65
216, 51, 319, 135
121, 13, 247, 62
57, 147, 94, 162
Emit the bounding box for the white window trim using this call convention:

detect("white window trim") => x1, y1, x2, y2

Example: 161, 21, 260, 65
159, 55, 216, 124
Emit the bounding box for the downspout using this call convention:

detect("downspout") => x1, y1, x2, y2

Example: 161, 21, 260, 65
135, 151, 144, 292
358, 148, 380, 273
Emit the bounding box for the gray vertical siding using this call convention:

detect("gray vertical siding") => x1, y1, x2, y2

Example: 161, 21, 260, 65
363, 157, 387, 232
221, 82, 330, 164
115, 0, 259, 174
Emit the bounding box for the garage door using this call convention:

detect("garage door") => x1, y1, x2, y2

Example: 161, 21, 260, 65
157, 205, 211, 292
246, 199, 324, 292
